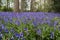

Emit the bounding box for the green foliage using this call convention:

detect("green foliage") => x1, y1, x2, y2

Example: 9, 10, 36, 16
1, 6, 13, 12
1, 17, 60, 40
52, 0, 60, 12
36, 0, 53, 12
0, 0, 2, 10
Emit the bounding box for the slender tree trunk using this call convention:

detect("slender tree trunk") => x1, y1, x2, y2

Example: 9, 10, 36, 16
6, 0, 9, 10
30, 0, 35, 12
21, 0, 24, 12
44, 0, 46, 12
14, 0, 20, 12
21, 0, 27, 12
0, 0, 2, 10
0, 0, 2, 7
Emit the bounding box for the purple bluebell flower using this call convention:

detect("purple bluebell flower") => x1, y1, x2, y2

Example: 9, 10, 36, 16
32, 21, 37, 27
46, 20, 51, 25
4, 29, 9, 33
1, 24, 5, 29
15, 33, 20, 38
0, 34, 3, 40
54, 21, 58, 27
3, 18, 8, 22
9, 19, 13, 23
15, 20, 20, 26
9, 17, 13, 20
22, 19, 27, 24
20, 32, 24, 38
50, 32, 54, 39
24, 28, 29, 35
24, 28, 28, 31
36, 29, 41, 35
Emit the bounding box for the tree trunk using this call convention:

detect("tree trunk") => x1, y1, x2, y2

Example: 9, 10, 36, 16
30, 0, 35, 12
14, 0, 19, 12
21, 0, 24, 12
0, 0, 2, 7
6, 0, 9, 10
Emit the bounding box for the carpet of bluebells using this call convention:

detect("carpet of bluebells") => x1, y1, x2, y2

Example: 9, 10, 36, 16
0, 12, 60, 40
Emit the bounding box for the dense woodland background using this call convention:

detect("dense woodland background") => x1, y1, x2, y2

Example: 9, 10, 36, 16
0, 0, 60, 12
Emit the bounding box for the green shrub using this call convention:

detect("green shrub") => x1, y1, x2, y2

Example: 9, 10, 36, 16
1, 6, 13, 12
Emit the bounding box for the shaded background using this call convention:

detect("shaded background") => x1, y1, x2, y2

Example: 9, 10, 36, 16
0, 0, 60, 12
